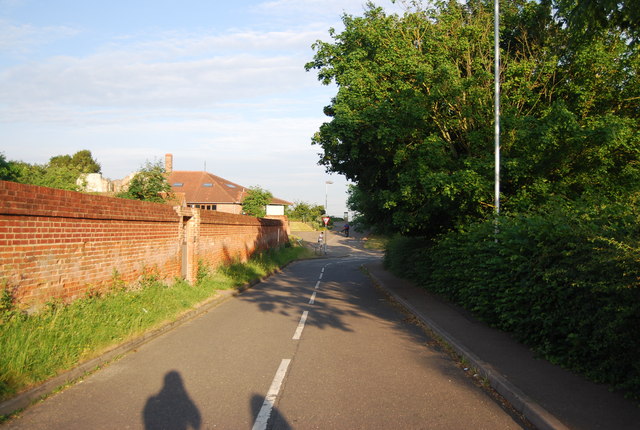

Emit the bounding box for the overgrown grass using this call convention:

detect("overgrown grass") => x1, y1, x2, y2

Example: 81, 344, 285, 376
0, 242, 311, 403
363, 234, 391, 250
288, 221, 316, 231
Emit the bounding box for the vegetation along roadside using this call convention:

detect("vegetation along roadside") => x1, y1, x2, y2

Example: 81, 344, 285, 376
304, 0, 640, 403
0, 241, 311, 405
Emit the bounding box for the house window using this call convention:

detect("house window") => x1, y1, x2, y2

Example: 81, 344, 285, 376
203, 183, 213, 187
172, 182, 184, 187
188, 204, 217, 211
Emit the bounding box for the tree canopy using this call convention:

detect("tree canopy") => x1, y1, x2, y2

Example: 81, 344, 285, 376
306, 0, 640, 236
1, 150, 102, 191
556, 0, 640, 43
242, 186, 273, 218
0, 153, 18, 182
286, 201, 325, 222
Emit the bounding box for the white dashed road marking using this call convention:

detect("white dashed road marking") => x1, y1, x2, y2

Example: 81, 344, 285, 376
292, 311, 309, 340
252, 359, 291, 430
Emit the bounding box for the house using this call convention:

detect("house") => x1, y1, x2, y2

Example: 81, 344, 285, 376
164, 154, 292, 216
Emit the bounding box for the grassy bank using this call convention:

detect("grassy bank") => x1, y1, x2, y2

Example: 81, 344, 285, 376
288, 221, 316, 231
0, 242, 311, 403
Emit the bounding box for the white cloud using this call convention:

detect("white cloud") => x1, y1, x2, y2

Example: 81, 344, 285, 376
0, 1, 366, 213
0, 19, 79, 55
0, 27, 328, 116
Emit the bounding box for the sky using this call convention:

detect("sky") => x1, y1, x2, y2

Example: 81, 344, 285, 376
0, 0, 407, 216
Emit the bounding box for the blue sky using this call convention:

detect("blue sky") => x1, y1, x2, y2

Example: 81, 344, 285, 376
0, 0, 405, 216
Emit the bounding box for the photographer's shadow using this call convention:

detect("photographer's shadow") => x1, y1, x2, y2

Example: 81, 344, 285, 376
143, 370, 201, 430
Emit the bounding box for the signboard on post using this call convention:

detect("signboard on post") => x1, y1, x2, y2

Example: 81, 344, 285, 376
322, 216, 330, 226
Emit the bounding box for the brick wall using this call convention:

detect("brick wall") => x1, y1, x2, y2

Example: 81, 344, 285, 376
0, 180, 288, 308
196, 211, 286, 274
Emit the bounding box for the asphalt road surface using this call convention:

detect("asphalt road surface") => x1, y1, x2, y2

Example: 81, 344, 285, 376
4, 232, 526, 429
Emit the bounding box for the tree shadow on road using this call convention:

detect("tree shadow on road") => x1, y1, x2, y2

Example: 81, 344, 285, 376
238, 263, 363, 333
143, 370, 202, 430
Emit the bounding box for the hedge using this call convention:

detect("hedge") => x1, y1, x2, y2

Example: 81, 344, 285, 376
385, 201, 640, 399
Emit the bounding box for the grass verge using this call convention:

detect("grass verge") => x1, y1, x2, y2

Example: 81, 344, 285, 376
363, 234, 391, 250
0, 242, 311, 404
288, 221, 316, 231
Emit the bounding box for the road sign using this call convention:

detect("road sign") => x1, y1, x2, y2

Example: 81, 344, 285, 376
322, 216, 330, 226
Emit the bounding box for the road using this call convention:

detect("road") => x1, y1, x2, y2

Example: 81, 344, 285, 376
3, 231, 526, 429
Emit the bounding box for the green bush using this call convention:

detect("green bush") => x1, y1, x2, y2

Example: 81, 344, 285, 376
385, 200, 640, 399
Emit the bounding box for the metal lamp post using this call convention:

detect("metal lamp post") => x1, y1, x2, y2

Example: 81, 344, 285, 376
324, 180, 333, 254
325, 180, 333, 216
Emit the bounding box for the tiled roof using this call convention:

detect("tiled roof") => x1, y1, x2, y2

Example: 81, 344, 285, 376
269, 196, 293, 206
167, 171, 291, 205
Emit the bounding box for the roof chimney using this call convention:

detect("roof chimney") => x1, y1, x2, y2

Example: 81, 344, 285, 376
165, 153, 173, 174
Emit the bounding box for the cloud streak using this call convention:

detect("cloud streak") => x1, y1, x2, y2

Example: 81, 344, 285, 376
0, 27, 329, 118
0, 19, 79, 55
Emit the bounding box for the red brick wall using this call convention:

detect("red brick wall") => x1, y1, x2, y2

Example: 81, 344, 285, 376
0, 181, 288, 308
197, 211, 287, 271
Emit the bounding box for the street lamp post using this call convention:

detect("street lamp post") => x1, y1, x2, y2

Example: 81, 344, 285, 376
325, 180, 333, 216
324, 180, 333, 255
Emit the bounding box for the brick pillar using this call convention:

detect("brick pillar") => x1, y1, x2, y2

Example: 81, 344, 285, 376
174, 206, 198, 284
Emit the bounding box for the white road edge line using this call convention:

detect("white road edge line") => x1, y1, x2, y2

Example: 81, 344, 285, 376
252, 359, 291, 430
309, 291, 317, 304
292, 311, 309, 340
314, 280, 320, 290
318, 272, 323, 280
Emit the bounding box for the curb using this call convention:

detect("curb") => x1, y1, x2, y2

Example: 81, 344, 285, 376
367, 270, 569, 430
0, 268, 283, 418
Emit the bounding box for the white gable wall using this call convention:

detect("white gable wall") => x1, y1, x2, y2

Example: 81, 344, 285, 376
266, 205, 285, 216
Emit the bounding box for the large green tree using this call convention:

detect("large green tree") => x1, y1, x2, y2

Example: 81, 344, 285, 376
306, 0, 639, 236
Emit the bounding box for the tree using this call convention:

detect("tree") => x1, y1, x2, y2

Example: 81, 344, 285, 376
306, 0, 640, 236
242, 186, 273, 217
117, 161, 171, 203
306, 2, 503, 235
0, 153, 18, 181
555, 0, 640, 43
286, 201, 325, 223
49, 149, 101, 175
1, 150, 102, 191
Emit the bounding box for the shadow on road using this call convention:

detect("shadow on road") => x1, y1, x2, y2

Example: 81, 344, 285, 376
143, 370, 202, 430
250, 394, 292, 430
238, 229, 421, 339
